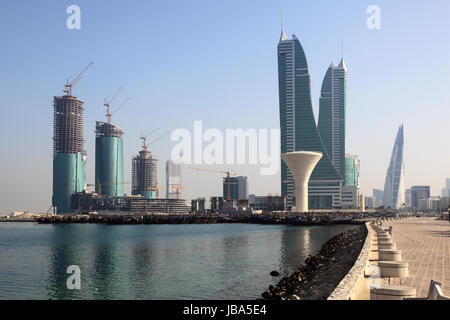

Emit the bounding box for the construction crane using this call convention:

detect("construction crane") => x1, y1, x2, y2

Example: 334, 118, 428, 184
140, 129, 159, 151
140, 130, 170, 151
110, 97, 130, 119
189, 167, 237, 200
146, 185, 190, 199
64, 61, 94, 97
104, 86, 124, 123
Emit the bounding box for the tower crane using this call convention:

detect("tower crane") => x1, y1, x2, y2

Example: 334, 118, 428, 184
140, 130, 170, 151
104, 86, 124, 123
189, 167, 237, 200
146, 185, 190, 199
64, 61, 94, 97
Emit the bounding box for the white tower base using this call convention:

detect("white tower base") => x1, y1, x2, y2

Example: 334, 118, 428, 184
281, 151, 323, 213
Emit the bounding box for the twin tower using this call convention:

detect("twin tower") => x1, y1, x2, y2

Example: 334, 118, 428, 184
278, 29, 348, 211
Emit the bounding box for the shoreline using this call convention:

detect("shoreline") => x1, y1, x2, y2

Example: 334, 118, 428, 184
33, 214, 367, 226
261, 225, 367, 300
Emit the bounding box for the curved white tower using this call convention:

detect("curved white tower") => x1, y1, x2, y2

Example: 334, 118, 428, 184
383, 125, 405, 209
281, 151, 323, 212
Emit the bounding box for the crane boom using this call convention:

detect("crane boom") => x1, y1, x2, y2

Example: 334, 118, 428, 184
189, 167, 237, 200
64, 62, 94, 96
104, 86, 124, 123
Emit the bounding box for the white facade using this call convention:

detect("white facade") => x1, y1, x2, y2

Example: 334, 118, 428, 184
281, 151, 323, 212
383, 125, 406, 209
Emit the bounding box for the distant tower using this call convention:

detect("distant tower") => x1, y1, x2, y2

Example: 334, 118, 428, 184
166, 160, 181, 199
52, 62, 93, 214
95, 121, 124, 196
383, 125, 405, 209
132, 135, 158, 199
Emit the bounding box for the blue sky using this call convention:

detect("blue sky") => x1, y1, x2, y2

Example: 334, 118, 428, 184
1, 0, 449, 212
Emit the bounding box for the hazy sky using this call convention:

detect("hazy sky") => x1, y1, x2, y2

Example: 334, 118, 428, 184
1, 0, 449, 213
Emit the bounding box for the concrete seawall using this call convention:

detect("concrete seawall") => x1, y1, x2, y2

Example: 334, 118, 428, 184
327, 222, 373, 300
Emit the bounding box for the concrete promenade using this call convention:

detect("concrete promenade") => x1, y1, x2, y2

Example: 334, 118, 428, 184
384, 217, 450, 297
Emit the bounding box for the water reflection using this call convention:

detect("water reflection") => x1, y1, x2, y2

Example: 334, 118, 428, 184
1, 223, 357, 300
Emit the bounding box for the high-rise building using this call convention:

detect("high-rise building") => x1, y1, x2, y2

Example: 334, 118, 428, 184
166, 160, 182, 199
318, 59, 347, 178
411, 186, 430, 211
373, 189, 384, 207
441, 178, 450, 198
344, 155, 359, 187
95, 121, 124, 197
132, 140, 158, 199
277, 29, 343, 209
52, 95, 86, 213
383, 125, 406, 209
223, 176, 248, 201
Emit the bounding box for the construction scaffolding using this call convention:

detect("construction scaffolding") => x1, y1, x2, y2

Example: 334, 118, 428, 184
132, 149, 158, 198
53, 96, 85, 156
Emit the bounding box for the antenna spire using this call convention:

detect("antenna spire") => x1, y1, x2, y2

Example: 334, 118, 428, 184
280, 8, 288, 41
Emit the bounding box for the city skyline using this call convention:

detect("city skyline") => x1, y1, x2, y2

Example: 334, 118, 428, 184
1, 1, 450, 212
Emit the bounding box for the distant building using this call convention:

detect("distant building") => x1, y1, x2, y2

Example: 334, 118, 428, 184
373, 189, 384, 207
411, 186, 431, 211
191, 198, 206, 212
223, 176, 248, 201
344, 155, 360, 187
441, 178, 450, 198
132, 143, 158, 199
383, 125, 406, 209
210, 196, 224, 212
166, 160, 182, 199
405, 189, 412, 208
365, 196, 376, 209
251, 195, 287, 212
341, 185, 359, 209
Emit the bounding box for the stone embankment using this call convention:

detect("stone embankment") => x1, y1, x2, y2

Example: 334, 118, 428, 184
261, 226, 367, 300
37, 214, 366, 226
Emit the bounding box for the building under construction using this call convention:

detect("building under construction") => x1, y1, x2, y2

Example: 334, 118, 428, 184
52, 63, 93, 214
132, 135, 158, 199
72, 192, 188, 214
95, 121, 124, 196
166, 160, 182, 199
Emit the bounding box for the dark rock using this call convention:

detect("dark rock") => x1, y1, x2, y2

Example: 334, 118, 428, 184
270, 270, 280, 277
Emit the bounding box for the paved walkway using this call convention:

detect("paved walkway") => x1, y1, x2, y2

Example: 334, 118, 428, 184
384, 217, 450, 297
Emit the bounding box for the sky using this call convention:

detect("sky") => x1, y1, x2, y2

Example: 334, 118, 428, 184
0, 0, 449, 213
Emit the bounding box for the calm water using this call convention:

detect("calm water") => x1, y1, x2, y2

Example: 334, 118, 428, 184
0, 222, 356, 300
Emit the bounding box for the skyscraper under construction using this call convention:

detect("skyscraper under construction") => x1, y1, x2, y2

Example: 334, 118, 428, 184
52, 62, 93, 214
132, 135, 158, 199
95, 121, 124, 196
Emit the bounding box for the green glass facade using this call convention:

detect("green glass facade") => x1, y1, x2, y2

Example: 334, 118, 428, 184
95, 122, 124, 197
344, 155, 359, 187
52, 152, 85, 214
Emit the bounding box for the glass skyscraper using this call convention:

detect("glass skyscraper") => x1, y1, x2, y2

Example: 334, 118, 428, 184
344, 154, 359, 187
277, 29, 341, 208
318, 60, 347, 177
383, 125, 406, 209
